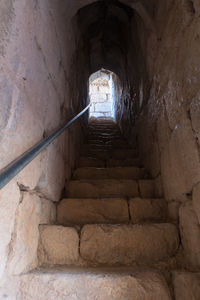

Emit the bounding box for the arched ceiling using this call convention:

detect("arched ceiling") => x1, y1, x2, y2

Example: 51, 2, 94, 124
69, 0, 151, 111
75, 0, 134, 79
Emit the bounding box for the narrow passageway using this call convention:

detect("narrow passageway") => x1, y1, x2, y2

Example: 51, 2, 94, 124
0, 0, 200, 299
22, 119, 177, 299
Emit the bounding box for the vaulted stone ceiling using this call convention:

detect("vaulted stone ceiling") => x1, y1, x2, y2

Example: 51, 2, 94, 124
76, 0, 133, 76
70, 0, 155, 80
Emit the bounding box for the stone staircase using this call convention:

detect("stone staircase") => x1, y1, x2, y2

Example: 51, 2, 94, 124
20, 119, 180, 299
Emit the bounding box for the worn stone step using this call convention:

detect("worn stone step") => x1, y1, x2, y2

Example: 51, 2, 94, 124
57, 198, 129, 225
84, 143, 130, 150
111, 149, 138, 159
88, 129, 120, 135
80, 151, 110, 161
139, 180, 155, 198
88, 124, 118, 129
19, 267, 172, 300
73, 167, 145, 180
107, 158, 141, 167
78, 157, 105, 168
80, 149, 139, 161
67, 179, 139, 198
80, 224, 179, 265
87, 133, 121, 139
38, 225, 79, 266
130, 198, 167, 223
87, 137, 124, 143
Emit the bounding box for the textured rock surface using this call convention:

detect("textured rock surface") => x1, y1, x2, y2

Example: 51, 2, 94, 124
130, 198, 167, 223
139, 180, 155, 198
0, 0, 85, 283
38, 226, 79, 265
79, 157, 105, 168
173, 271, 200, 300
179, 202, 200, 268
38, 198, 56, 225
67, 179, 139, 198
80, 224, 179, 265
107, 158, 141, 167
57, 198, 129, 225
0, 181, 20, 278
19, 267, 172, 300
7, 193, 41, 275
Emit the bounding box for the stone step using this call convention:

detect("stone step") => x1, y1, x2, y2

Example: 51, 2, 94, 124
88, 124, 119, 129
38, 225, 79, 265
83, 143, 130, 150
78, 157, 105, 168
38, 224, 179, 267
88, 129, 120, 134
87, 133, 121, 139
80, 224, 179, 265
73, 167, 145, 180
130, 198, 167, 223
107, 158, 141, 167
57, 198, 129, 225
66, 179, 139, 198
138, 179, 155, 198
111, 149, 138, 159
87, 137, 124, 143
87, 133, 122, 138
80, 149, 139, 161
80, 151, 110, 161
57, 197, 167, 225
19, 267, 172, 300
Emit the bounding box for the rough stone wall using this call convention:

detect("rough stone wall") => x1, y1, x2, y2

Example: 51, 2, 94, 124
0, 0, 85, 290
117, 0, 200, 271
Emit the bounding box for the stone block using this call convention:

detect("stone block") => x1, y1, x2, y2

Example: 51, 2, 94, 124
57, 198, 129, 225
173, 271, 200, 300
78, 157, 105, 168
139, 180, 155, 198
67, 179, 139, 198
7, 193, 41, 275
107, 158, 141, 167
39, 198, 56, 224
38, 225, 79, 265
80, 223, 179, 265
130, 198, 167, 223
19, 268, 172, 300
73, 167, 144, 180
154, 175, 164, 197
168, 201, 180, 221
161, 114, 200, 201
179, 202, 200, 268
36, 144, 65, 201
0, 181, 21, 278
111, 149, 138, 159
16, 154, 43, 190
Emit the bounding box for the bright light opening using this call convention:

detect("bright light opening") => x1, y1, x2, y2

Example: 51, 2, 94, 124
89, 69, 115, 120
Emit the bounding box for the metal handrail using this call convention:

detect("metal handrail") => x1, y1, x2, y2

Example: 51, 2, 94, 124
0, 103, 91, 190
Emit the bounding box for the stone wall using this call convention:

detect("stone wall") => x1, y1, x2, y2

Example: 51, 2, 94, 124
116, 0, 200, 271
0, 0, 86, 289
